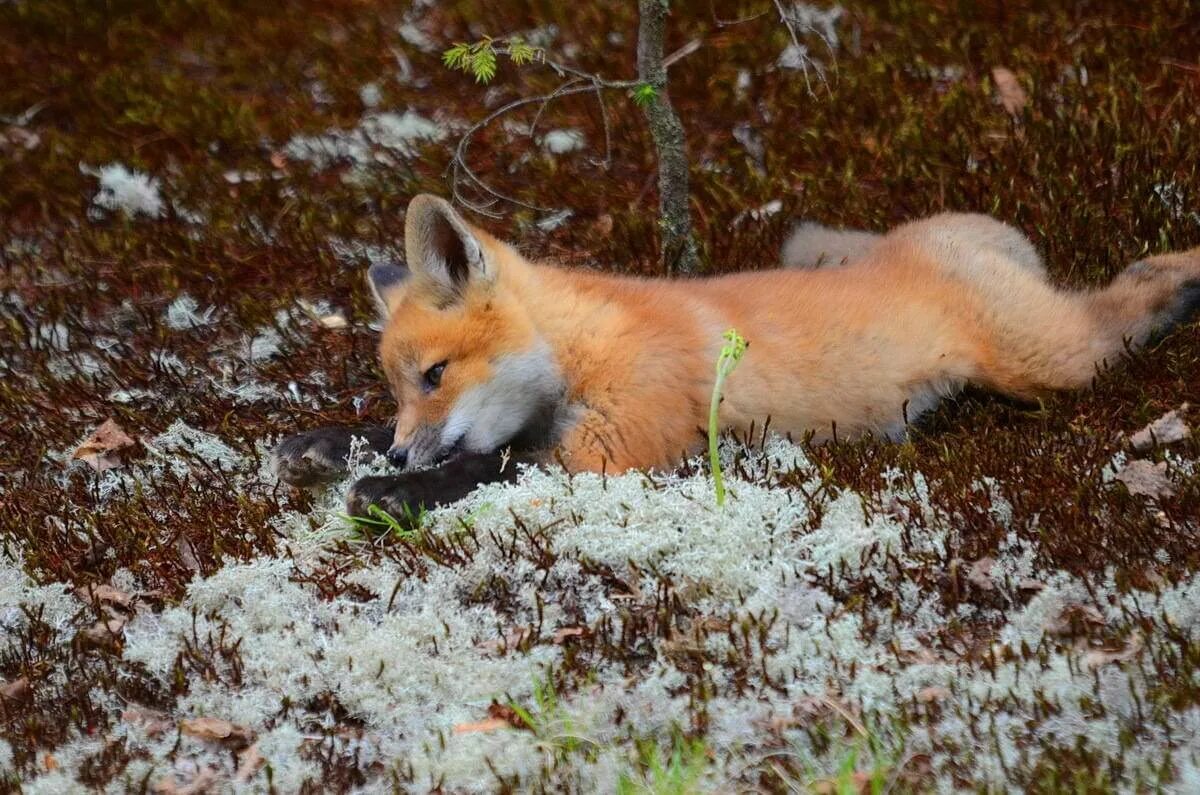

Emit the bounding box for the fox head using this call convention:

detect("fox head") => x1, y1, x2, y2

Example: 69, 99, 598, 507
367, 195, 565, 470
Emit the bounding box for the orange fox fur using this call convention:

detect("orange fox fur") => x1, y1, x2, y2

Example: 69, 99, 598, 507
369, 195, 1200, 474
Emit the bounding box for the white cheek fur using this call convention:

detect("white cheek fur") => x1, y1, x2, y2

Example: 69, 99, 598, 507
440, 342, 564, 452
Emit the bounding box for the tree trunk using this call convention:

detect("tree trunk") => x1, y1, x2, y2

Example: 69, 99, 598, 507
636, 0, 700, 274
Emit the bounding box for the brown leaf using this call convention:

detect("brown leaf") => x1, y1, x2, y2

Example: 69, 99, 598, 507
78, 617, 127, 652
236, 742, 264, 782
487, 700, 530, 730
991, 67, 1028, 116
452, 717, 512, 735
269, 151, 288, 169
76, 583, 134, 610
72, 419, 137, 472
122, 707, 174, 738
1046, 603, 1106, 637
477, 626, 531, 653
916, 686, 950, 703
175, 536, 203, 575
1129, 405, 1191, 451
552, 626, 587, 644
181, 717, 255, 749
1018, 578, 1046, 594
1114, 459, 1175, 499
1084, 632, 1144, 669
0, 677, 31, 703
153, 766, 219, 795
966, 557, 997, 591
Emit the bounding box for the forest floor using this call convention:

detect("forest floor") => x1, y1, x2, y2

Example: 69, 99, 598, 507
2, 0, 1200, 792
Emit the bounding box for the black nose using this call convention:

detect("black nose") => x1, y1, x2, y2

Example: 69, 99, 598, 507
386, 446, 408, 469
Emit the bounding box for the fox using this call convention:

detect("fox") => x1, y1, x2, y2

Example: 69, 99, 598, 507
272, 194, 1200, 517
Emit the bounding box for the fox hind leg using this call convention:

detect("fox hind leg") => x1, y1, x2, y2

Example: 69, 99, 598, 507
1105, 249, 1200, 344
976, 246, 1200, 397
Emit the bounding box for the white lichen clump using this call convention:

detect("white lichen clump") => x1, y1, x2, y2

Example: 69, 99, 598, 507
85, 163, 166, 219
541, 128, 586, 154
6, 431, 1200, 791
285, 110, 446, 174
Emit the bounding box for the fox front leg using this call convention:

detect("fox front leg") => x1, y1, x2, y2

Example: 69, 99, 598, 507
271, 425, 393, 487
345, 450, 534, 519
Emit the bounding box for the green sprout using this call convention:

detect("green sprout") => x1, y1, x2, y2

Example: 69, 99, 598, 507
341, 503, 427, 541
442, 36, 542, 84
631, 83, 658, 107
506, 671, 596, 761
617, 730, 712, 795
709, 328, 748, 506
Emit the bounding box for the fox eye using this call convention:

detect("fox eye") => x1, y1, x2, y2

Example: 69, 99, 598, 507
422, 360, 447, 392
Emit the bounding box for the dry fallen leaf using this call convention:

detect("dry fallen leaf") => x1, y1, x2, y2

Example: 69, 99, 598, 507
453, 700, 528, 734
966, 557, 997, 591
477, 626, 531, 653
1114, 459, 1175, 499
1018, 578, 1046, 594
991, 67, 1028, 116
451, 717, 512, 735
122, 707, 174, 738
175, 535, 203, 575
153, 766, 219, 795
318, 312, 349, 329
1046, 603, 1106, 637
552, 626, 587, 644
1129, 405, 1191, 451
76, 583, 134, 610
72, 418, 137, 472
1, 677, 31, 702
1084, 631, 1144, 669
916, 686, 950, 703
181, 716, 255, 748
78, 617, 127, 652
236, 742, 265, 782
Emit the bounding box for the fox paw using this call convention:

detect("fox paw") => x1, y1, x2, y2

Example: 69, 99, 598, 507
345, 451, 528, 519
345, 474, 425, 523
271, 425, 392, 487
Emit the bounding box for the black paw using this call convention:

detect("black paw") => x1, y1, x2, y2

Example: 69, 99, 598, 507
271, 425, 392, 487
345, 474, 425, 523
1150, 279, 1200, 343
345, 451, 531, 518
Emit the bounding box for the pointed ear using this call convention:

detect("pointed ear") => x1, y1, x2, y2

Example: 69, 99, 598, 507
404, 194, 492, 303
366, 262, 411, 318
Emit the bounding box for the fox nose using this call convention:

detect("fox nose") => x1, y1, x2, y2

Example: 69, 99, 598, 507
386, 446, 408, 469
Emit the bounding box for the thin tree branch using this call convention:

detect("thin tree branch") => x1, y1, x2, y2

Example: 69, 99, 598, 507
636, 0, 701, 274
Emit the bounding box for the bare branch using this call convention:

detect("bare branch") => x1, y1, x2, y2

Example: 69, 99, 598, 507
772, 0, 838, 97
444, 25, 705, 270
637, 0, 701, 274
447, 85, 604, 217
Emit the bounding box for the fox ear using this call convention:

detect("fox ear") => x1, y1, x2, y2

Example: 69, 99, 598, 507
404, 194, 491, 302
366, 262, 411, 317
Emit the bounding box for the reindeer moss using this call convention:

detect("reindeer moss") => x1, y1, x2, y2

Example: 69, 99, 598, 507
2, 0, 1199, 790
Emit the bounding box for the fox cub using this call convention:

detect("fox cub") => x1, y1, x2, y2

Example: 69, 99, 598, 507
273, 195, 1200, 516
